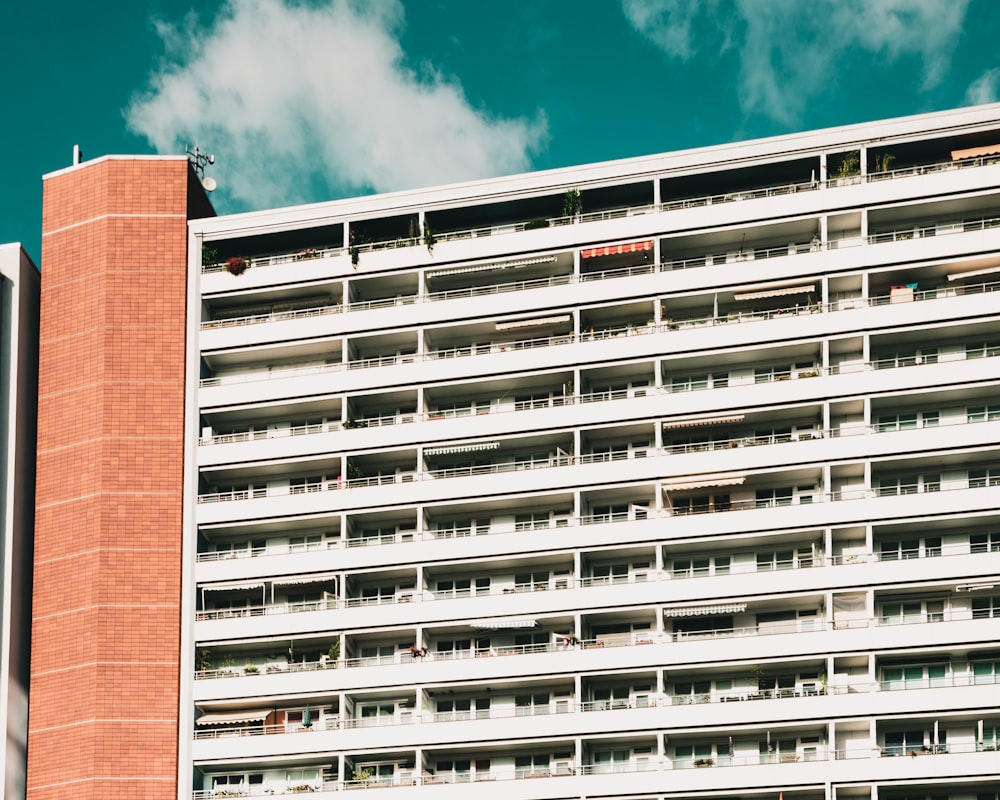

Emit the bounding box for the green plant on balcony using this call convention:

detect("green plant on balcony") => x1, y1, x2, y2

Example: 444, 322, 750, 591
295, 248, 319, 261
327, 640, 341, 663
872, 151, 895, 173
226, 255, 251, 276
563, 188, 582, 218
830, 151, 860, 183
524, 217, 550, 230
290, 784, 317, 793
244, 664, 259, 674
423, 221, 437, 255
196, 648, 213, 673
201, 244, 218, 267
351, 767, 375, 783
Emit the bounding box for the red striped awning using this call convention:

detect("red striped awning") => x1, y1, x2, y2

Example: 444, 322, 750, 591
581, 241, 652, 259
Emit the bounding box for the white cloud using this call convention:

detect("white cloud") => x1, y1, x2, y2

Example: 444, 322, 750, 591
126, 0, 547, 210
623, 0, 971, 126
965, 68, 1000, 106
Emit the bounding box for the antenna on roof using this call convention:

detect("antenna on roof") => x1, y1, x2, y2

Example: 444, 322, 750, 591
72, 144, 83, 165
186, 145, 217, 191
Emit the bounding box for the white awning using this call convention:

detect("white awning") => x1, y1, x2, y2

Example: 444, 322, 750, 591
425, 441, 500, 456
426, 256, 556, 279
663, 603, 747, 618
951, 145, 1000, 161
201, 581, 266, 593
470, 617, 537, 630
196, 709, 273, 726
271, 573, 339, 587
947, 265, 1000, 281
495, 315, 571, 331
734, 284, 815, 301
662, 415, 745, 430
661, 474, 746, 492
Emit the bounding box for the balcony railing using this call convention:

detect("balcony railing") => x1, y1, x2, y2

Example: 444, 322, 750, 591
199, 275, 1000, 389
201, 151, 1000, 276
191, 740, 999, 799
194, 606, 1000, 683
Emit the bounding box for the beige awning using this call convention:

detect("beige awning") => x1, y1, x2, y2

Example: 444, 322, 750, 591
471, 617, 537, 629
664, 603, 747, 618
947, 265, 1000, 282
271, 573, 339, 587
661, 474, 745, 492
425, 441, 501, 456
951, 145, 1000, 161
734, 284, 815, 301
495, 315, 571, 331
427, 255, 556, 279
662, 415, 745, 430
201, 581, 266, 593
196, 709, 273, 726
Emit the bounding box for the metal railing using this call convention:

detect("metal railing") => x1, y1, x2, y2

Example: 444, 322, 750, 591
199, 272, 1000, 389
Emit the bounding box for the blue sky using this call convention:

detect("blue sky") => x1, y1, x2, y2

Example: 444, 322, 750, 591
3, 0, 1000, 261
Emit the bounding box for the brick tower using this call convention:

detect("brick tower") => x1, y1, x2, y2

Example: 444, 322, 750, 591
28, 156, 211, 800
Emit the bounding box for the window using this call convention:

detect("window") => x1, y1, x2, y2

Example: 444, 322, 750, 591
972, 595, 1000, 619
880, 601, 923, 625
875, 348, 938, 369
592, 685, 630, 709
757, 550, 796, 571
434, 519, 474, 538
436, 577, 489, 598
971, 532, 1000, 553
213, 774, 264, 791
972, 659, 1000, 684
755, 365, 792, 383
290, 475, 323, 494
288, 534, 325, 551
674, 680, 711, 704
759, 738, 797, 763
673, 495, 730, 514
514, 571, 549, 590
969, 467, 1000, 488
755, 487, 793, 508
876, 411, 938, 431
590, 504, 628, 523
968, 404, 1000, 422
359, 703, 395, 725
514, 692, 550, 716
671, 374, 709, 392
435, 639, 473, 658
881, 664, 947, 690
592, 563, 629, 584
966, 340, 1000, 359
513, 632, 549, 651
877, 473, 939, 496
591, 750, 630, 773
884, 730, 939, 756
515, 512, 551, 530
879, 537, 941, 560
514, 755, 551, 778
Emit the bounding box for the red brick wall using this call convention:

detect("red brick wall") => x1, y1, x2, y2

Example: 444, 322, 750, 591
28, 158, 190, 800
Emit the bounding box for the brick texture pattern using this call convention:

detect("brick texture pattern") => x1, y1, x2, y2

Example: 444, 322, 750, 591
28, 159, 190, 800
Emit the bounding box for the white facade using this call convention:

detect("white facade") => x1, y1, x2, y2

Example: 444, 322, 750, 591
185, 105, 1000, 800
0, 243, 38, 800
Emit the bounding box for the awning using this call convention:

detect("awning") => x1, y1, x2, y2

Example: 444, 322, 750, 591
271, 573, 339, 587
733, 284, 815, 301
947, 265, 1000, 281
951, 145, 1000, 161
196, 709, 273, 726
664, 603, 747, 618
662, 415, 745, 430
201, 581, 266, 593
661, 474, 746, 491
471, 617, 537, 630
426, 255, 556, 279
581, 240, 652, 259
495, 315, 572, 331
425, 441, 500, 456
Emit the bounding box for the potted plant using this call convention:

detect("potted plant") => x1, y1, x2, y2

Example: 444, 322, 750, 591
295, 248, 319, 261
226, 255, 250, 276
694, 757, 714, 767
524, 217, 550, 230
563, 188, 582, 219
423, 222, 437, 255
326, 640, 340, 666
201, 244, 218, 268
244, 664, 259, 675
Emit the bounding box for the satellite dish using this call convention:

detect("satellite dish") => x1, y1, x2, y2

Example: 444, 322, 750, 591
202, 176, 217, 192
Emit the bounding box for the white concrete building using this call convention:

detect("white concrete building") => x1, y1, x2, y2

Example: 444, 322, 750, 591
185, 105, 1000, 800
0, 243, 38, 800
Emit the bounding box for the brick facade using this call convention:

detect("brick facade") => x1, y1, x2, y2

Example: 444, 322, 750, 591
28, 158, 195, 800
